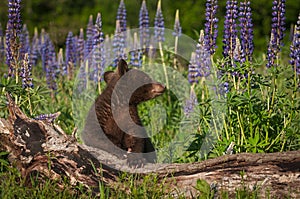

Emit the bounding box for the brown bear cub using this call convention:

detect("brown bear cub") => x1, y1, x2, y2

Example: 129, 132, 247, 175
81, 59, 165, 167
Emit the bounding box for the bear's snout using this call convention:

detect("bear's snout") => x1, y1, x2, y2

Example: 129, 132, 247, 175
151, 83, 166, 95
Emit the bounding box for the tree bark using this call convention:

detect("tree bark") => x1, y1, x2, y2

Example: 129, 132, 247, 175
0, 93, 299, 198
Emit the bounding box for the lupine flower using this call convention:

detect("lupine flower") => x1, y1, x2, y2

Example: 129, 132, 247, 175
19, 24, 30, 60
77, 28, 85, 65
290, 13, 300, 75
204, 0, 218, 55
34, 112, 60, 123
139, 0, 150, 49
92, 12, 105, 83
238, 0, 254, 63
30, 27, 39, 66
65, 31, 76, 76
266, 0, 286, 68
85, 15, 94, 59
188, 52, 199, 84
184, 88, 198, 117
172, 9, 182, 37
196, 30, 211, 77
42, 34, 57, 91
222, 0, 238, 62
154, 0, 165, 43
0, 24, 5, 62
6, 0, 22, 76
116, 0, 127, 33
130, 32, 142, 67
20, 53, 33, 89
112, 20, 126, 67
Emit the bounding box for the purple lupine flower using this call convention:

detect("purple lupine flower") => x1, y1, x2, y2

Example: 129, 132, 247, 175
196, 30, 211, 77
172, 9, 182, 37
34, 112, 60, 123
184, 88, 198, 117
222, 0, 238, 61
238, 0, 254, 63
204, 0, 218, 55
85, 15, 94, 59
130, 32, 142, 67
112, 20, 126, 67
139, 0, 150, 49
290, 14, 300, 75
65, 31, 76, 76
6, 0, 22, 76
77, 28, 85, 65
20, 53, 33, 89
19, 24, 30, 60
0, 24, 5, 62
188, 52, 199, 84
154, 0, 165, 43
92, 13, 105, 83
42, 34, 57, 90
116, 0, 127, 33
266, 0, 286, 68
30, 28, 39, 66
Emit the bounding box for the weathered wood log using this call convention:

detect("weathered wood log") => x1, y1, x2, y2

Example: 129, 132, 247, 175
0, 93, 299, 198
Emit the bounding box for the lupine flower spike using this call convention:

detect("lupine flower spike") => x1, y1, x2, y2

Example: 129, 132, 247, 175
238, 0, 254, 63
77, 28, 85, 65
290, 14, 300, 77
154, 0, 165, 43
184, 87, 198, 117
20, 53, 33, 89
65, 31, 75, 79
130, 32, 142, 67
196, 30, 211, 78
139, 0, 150, 49
266, 0, 286, 68
6, 0, 22, 79
85, 15, 94, 59
222, 0, 238, 65
112, 20, 126, 67
204, 0, 218, 56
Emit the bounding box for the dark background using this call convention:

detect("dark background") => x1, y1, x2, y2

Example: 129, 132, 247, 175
0, 0, 299, 54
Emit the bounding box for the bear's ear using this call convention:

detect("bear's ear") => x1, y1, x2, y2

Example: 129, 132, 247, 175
104, 71, 114, 83
117, 59, 128, 76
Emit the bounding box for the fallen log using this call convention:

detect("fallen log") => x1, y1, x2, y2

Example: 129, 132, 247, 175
0, 93, 299, 198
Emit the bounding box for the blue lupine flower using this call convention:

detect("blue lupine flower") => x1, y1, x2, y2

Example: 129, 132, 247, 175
30, 28, 39, 66
116, 0, 127, 33
222, 0, 238, 61
184, 88, 198, 117
92, 13, 105, 83
85, 15, 94, 59
195, 30, 211, 77
266, 0, 286, 68
6, 0, 22, 76
172, 9, 182, 37
34, 112, 60, 123
57, 48, 65, 76
238, 0, 254, 63
290, 14, 300, 75
77, 28, 85, 65
0, 23, 5, 62
65, 31, 76, 70
204, 0, 218, 55
154, 0, 165, 43
188, 52, 199, 84
20, 24, 30, 60
139, 0, 150, 49
112, 20, 126, 67
20, 53, 33, 89
130, 32, 142, 68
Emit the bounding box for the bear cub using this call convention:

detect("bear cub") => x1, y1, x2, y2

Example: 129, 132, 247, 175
81, 59, 165, 167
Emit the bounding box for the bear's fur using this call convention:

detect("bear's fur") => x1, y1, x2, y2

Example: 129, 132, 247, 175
81, 59, 165, 167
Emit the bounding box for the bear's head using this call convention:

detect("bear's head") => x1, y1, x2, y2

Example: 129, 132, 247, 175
104, 59, 165, 105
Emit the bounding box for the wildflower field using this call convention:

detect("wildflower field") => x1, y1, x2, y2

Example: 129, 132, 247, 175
0, 0, 300, 198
